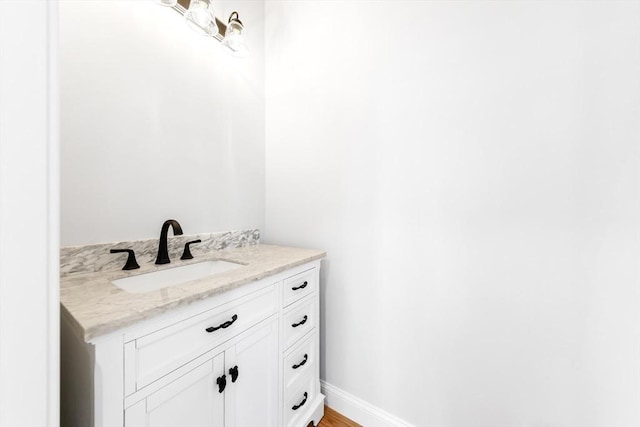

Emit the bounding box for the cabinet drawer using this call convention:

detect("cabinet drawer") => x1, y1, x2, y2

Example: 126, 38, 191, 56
129, 284, 277, 391
283, 332, 315, 389
283, 296, 315, 350
283, 268, 316, 307
284, 370, 316, 427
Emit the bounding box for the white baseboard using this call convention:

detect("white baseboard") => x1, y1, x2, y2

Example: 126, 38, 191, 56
320, 380, 414, 427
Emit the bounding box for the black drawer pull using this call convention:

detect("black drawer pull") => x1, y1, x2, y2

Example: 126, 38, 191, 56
216, 374, 226, 393
292, 354, 308, 369
292, 392, 308, 411
291, 315, 308, 328
291, 281, 308, 291
229, 365, 239, 383
206, 314, 238, 333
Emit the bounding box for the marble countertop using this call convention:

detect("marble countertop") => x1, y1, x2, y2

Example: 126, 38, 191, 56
61, 244, 325, 342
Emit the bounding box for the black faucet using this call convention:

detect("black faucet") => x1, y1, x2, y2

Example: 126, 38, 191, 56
155, 219, 184, 265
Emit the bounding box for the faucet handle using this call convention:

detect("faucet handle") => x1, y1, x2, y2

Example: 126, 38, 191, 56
181, 239, 202, 260
110, 249, 140, 270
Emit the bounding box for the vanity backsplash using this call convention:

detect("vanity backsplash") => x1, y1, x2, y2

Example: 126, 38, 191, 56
60, 229, 260, 276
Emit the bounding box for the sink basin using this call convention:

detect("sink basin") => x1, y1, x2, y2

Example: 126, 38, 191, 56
111, 260, 243, 294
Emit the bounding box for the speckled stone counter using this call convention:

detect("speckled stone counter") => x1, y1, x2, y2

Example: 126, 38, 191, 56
61, 244, 325, 342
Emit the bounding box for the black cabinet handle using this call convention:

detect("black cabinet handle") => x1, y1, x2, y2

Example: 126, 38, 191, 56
291, 392, 308, 411
109, 249, 140, 270
181, 239, 201, 260
292, 354, 308, 370
229, 365, 239, 383
291, 315, 308, 328
216, 374, 226, 393
206, 314, 238, 333
291, 281, 308, 291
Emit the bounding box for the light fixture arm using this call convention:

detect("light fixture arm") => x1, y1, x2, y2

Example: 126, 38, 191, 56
228, 11, 242, 27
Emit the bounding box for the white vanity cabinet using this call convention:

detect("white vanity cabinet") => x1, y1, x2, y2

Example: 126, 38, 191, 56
61, 260, 323, 427
124, 318, 278, 427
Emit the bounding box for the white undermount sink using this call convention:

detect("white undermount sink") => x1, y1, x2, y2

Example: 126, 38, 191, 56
111, 260, 243, 294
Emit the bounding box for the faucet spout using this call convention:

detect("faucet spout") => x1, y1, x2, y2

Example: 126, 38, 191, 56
155, 219, 184, 265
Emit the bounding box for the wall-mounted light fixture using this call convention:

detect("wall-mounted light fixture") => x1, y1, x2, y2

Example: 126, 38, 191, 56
156, 0, 247, 57
221, 12, 245, 55
184, 0, 218, 36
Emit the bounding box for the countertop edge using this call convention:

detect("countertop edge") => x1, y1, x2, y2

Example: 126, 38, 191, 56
63, 247, 326, 342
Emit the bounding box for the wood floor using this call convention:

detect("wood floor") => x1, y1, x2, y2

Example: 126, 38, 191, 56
316, 406, 360, 427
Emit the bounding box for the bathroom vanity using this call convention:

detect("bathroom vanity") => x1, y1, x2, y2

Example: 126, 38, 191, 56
61, 242, 325, 427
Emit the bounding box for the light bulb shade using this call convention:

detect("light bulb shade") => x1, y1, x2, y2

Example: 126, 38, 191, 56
184, 0, 218, 37
222, 12, 247, 57
156, 0, 178, 6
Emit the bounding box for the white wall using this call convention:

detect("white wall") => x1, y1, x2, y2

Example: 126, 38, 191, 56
265, 1, 640, 426
60, 0, 265, 246
0, 1, 59, 426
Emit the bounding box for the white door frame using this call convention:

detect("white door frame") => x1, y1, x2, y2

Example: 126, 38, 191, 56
0, 1, 59, 426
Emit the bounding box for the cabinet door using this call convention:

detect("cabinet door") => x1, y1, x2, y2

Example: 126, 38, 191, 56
125, 353, 225, 427
225, 318, 279, 427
